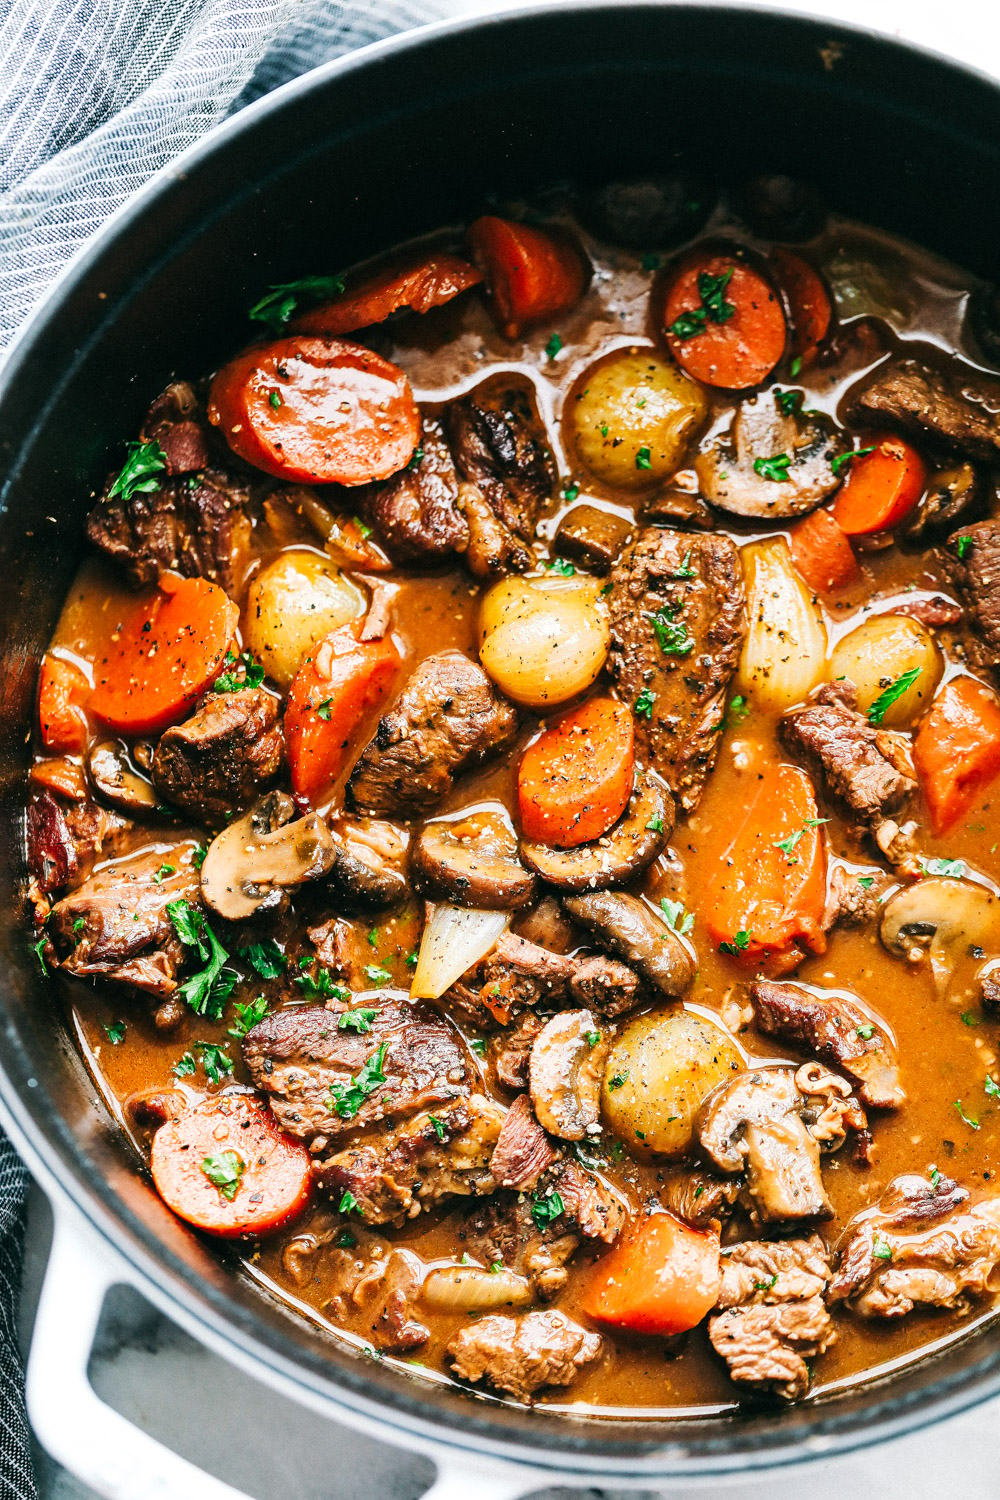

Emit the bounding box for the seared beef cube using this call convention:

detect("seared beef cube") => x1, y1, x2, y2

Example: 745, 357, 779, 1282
363, 419, 469, 563
347, 651, 518, 817
48, 845, 201, 996
660, 1169, 740, 1229
446, 380, 555, 578
491, 1013, 544, 1091
553, 504, 634, 573
27, 791, 131, 896
140, 382, 212, 475
709, 1235, 834, 1401
86, 468, 251, 594
749, 979, 904, 1111
241, 1000, 468, 1147
317, 1096, 503, 1224
942, 519, 1000, 671
607, 527, 746, 812
449, 931, 641, 1030
324, 818, 408, 912
447, 1309, 602, 1402
781, 682, 916, 831
851, 357, 1000, 462
151, 689, 283, 823
489, 1094, 558, 1190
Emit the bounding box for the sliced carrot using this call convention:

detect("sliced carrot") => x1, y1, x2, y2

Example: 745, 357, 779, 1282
770, 247, 833, 367
913, 675, 1000, 835
789, 508, 859, 594
151, 1094, 312, 1238
832, 434, 926, 535
89, 575, 238, 736
701, 760, 827, 961
468, 215, 588, 338
582, 1212, 721, 1336
517, 697, 635, 848
662, 249, 787, 389
292, 252, 482, 335
29, 757, 89, 801
284, 623, 402, 803
208, 336, 420, 486
37, 653, 90, 754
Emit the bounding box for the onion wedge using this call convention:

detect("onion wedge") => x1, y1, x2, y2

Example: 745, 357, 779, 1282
410, 902, 509, 1000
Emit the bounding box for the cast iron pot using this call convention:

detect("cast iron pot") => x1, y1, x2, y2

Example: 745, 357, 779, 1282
1, 4, 999, 1495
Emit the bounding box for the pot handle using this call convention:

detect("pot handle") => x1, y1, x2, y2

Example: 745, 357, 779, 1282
26, 1200, 256, 1500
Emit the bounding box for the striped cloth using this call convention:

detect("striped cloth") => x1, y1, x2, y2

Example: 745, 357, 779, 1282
0, 3, 452, 1493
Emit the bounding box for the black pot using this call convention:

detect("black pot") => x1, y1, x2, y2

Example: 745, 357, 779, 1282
1, 3, 999, 1486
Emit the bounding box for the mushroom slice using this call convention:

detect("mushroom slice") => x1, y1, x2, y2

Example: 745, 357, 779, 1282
519, 773, 672, 893
880, 876, 1000, 993
200, 791, 336, 921
529, 1009, 608, 1141
414, 808, 537, 910
695, 392, 842, 520
697, 1065, 865, 1224
88, 739, 163, 816
327, 817, 408, 912
564, 890, 695, 999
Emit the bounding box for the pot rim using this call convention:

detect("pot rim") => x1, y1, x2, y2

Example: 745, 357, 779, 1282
3, 0, 1000, 1478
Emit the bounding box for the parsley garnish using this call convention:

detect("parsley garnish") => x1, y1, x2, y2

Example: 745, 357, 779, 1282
649, 607, 694, 656
202, 1151, 245, 1201
268, 390, 282, 410
328, 1042, 389, 1120
108, 440, 166, 504
239, 939, 286, 979
192, 844, 207, 870
339, 1189, 361, 1215
956, 535, 973, 561
364, 965, 392, 987
32, 937, 48, 975
856, 1024, 875, 1041
428, 1115, 447, 1142
872, 1236, 893, 1261
353, 515, 373, 539
727, 694, 750, 724
545, 333, 563, 360
194, 1041, 234, 1084
775, 389, 802, 416
607, 1071, 628, 1091
104, 1021, 126, 1045
529, 1189, 565, 1230
961, 1011, 980, 1027
315, 699, 333, 721
337, 1229, 358, 1249
867, 668, 921, 724
228, 995, 270, 1038
753, 452, 792, 483
152, 863, 176, 884
646, 815, 664, 832
669, 268, 736, 340
986, 1077, 1000, 1099
789, 355, 803, 378
922, 857, 966, 878
635, 446, 653, 471
857, 875, 875, 889
547, 556, 576, 576
213, 649, 265, 693
294, 963, 346, 1000
929, 1165, 942, 1187
585, 1030, 601, 1048
249, 274, 346, 330
719, 930, 751, 956
660, 897, 694, 936
754, 1274, 779, 1292
470, 1038, 487, 1057
955, 1099, 980, 1129
634, 688, 656, 719
831, 445, 876, 478
561, 481, 580, 502
670, 549, 696, 580
166, 900, 236, 1020
338, 1008, 377, 1034
408, 447, 424, 470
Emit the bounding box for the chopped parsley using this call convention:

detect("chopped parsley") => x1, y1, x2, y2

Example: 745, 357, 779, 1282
367, 927, 379, 947
830, 445, 876, 479
775, 389, 802, 416
166, 900, 236, 1020
268, 390, 282, 410
213, 649, 265, 693
774, 818, 829, 861
727, 694, 750, 724
107, 440, 166, 504
929, 1165, 942, 1188
228, 995, 270, 1038
202, 1151, 245, 1201
607, 1071, 629, 1091
338, 1189, 361, 1215
104, 1021, 126, 1045
960, 1011, 980, 1027
719, 930, 751, 956
634, 687, 656, 719
294, 963, 347, 1000
547, 556, 576, 576
408, 447, 424, 470
72, 917, 86, 934
789, 355, 803, 378
428, 1115, 447, 1142
193, 1041, 234, 1085
249, 274, 346, 330
152, 863, 176, 884
192, 844, 207, 870
635, 445, 653, 470
649, 606, 694, 656
585, 1031, 601, 1048
315, 699, 333, 721
239, 938, 286, 979
561, 481, 580, 502
669, 268, 735, 340
856, 1024, 875, 1041
857, 875, 875, 890
363, 964, 392, 987
660, 897, 694, 936
328, 1042, 389, 1120
337, 1229, 358, 1249
470, 1038, 487, 1057
986, 1076, 1000, 1100
529, 1189, 565, 1230
173, 1052, 197, 1077
956, 535, 973, 561
338, 1008, 378, 1034
754, 1274, 779, 1292
922, 857, 966, 878
353, 515, 373, 539
646, 815, 665, 833
32, 937, 48, 975
670, 549, 696, 580
955, 1099, 980, 1129
753, 452, 792, 483
872, 1236, 893, 1262
544, 333, 563, 360
867, 668, 921, 724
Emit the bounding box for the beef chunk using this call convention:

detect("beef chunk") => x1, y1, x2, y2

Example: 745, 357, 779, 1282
318, 1096, 503, 1224
363, 420, 469, 563
47, 845, 201, 996
241, 1000, 467, 1147
339, 1249, 430, 1354
661, 1169, 741, 1229
852, 357, 1000, 462
86, 468, 251, 594
447, 1309, 602, 1402
980, 965, 1000, 1016
27, 791, 131, 896
458, 1191, 582, 1298
347, 651, 518, 817
942, 520, 1000, 671
823, 863, 892, 930
608, 527, 746, 812
553, 504, 634, 573
324, 818, 408, 912
781, 681, 916, 838
828, 1173, 1000, 1317
491, 1012, 545, 1090
151, 689, 283, 823
449, 930, 641, 1029
709, 1235, 835, 1401
749, 979, 904, 1111
490, 1094, 558, 1189
885, 594, 964, 627
141, 382, 212, 475
445, 381, 555, 578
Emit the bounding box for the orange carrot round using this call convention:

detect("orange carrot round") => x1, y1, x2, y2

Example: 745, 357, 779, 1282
770, 247, 833, 367
208, 336, 420, 486
468, 215, 588, 338
662, 249, 787, 389
37, 653, 90, 754
914, 675, 1000, 834
518, 696, 635, 848
583, 1212, 721, 1336
151, 1095, 312, 1238
833, 434, 926, 535
293, 252, 482, 335
701, 760, 827, 961
89, 575, 238, 736
284, 624, 402, 803
789, 508, 859, 594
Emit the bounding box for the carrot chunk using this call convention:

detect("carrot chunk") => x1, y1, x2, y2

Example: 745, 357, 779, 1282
518, 697, 635, 848
770, 247, 833, 368
37, 653, 90, 754
468, 216, 588, 338
914, 674, 1000, 834
662, 250, 787, 389
293, 252, 482, 335
832, 434, 926, 535
789, 508, 859, 594
583, 1213, 721, 1336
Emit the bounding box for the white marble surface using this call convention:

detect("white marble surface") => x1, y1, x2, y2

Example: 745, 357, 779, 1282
18, 0, 1000, 1494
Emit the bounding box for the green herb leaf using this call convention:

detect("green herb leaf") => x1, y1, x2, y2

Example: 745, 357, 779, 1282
339, 1189, 361, 1215
268, 390, 282, 410
856, 1024, 875, 1041
561, 481, 580, 502
428, 1115, 447, 1142
529, 1188, 565, 1230
929, 1164, 942, 1187
754, 1274, 779, 1292
249, 274, 346, 330
753, 452, 792, 483
202, 1150, 245, 1202
166, 900, 235, 1020
32, 937, 48, 975
922, 857, 966, 878
545, 333, 563, 360
151, 863, 176, 884
670, 549, 696, 580
315, 698, 333, 721
338, 1008, 378, 1034
775, 389, 802, 416
607, 1071, 629, 1091
634, 687, 656, 720
727, 694, 750, 724
646, 815, 664, 832
213, 649, 265, 693
789, 355, 803, 378
867, 668, 921, 724
648, 607, 694, 656
408, 447, 425, 470
104, 1021, 126, 1045
193, 1041, 235, 1085
719, 930, 751, 956
337, 1229, 358, 1249
831, 445, 876, 478
660, 897, 694, 936
470, 1038, 487, 1057
328, 1042, 389, 1120
872, 1236, 893, 1261
669, 268, 735, 340
857, 875, 875, 889
986, 1076, 1000, 1099
635, 445, 653, 471
956, 535, 973, 561
294, 963, 347, 1000
227, 995, 270, 1038
173, 1052, 197, 1077
961, 1011, 980, 1027
108, 440, 167, 504
364, 964, 392, 986
585, 1030, 601, 1048
955, 1099, 980, 1129
547, 556, 576, 576
239, 938, 286, 979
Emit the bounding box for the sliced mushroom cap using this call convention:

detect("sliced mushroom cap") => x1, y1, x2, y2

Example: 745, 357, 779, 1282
200, 791, 336, 921
414, 809, 537, 910
520, 773, 672, 893
880, 877, 1000, 993
698, 1067, 833, 1223
88, 740, 163, 816
326, 817, 408, 912
529, 1009, 608, 1141
563, 890, 695, 998
695, 393, 842, 520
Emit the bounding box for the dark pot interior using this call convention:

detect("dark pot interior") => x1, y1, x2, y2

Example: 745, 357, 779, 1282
1, 2, 999, 1478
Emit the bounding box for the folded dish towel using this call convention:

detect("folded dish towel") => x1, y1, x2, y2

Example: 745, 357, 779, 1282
0, 2, 455, 1493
